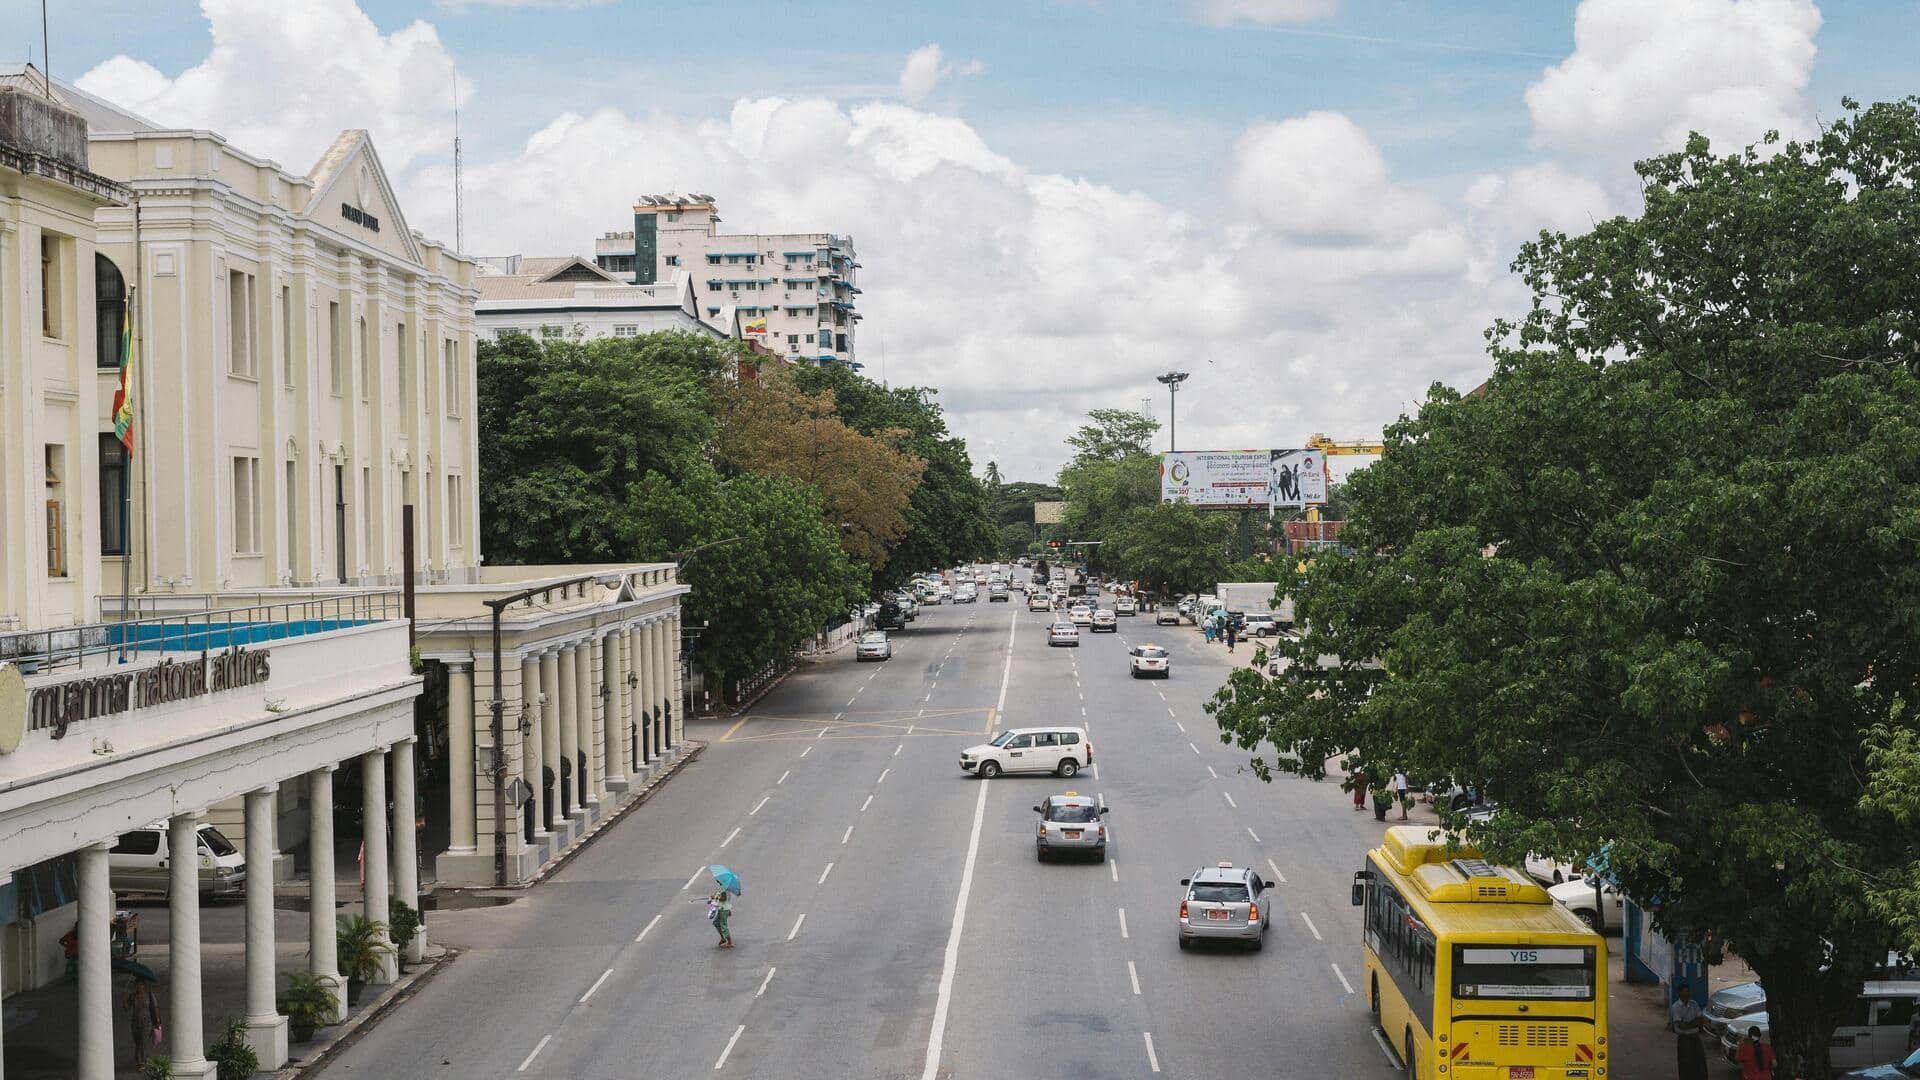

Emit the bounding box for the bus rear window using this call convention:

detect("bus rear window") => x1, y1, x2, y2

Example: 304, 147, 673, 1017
1453, 945, 1596, 1001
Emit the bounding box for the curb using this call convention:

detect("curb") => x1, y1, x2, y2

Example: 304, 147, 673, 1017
280, 948, 456, 1077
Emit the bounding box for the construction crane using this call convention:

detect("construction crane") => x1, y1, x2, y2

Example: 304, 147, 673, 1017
1307, 433, 1384, 456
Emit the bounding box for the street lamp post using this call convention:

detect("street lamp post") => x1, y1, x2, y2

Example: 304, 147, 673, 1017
1155, 371, 1189, 452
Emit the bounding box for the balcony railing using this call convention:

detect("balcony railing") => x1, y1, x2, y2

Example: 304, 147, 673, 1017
0, 592, 406, 676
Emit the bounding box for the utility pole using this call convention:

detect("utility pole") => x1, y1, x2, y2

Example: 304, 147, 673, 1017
1155, 371, 1190, 452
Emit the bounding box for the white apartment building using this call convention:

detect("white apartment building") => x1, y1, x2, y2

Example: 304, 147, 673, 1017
594, 195, 861, 367
473, 254, 728, 343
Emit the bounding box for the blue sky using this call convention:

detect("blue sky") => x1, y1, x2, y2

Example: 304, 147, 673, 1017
16, 0, 1920, 478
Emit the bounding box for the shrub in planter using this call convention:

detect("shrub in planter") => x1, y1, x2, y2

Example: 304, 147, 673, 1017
208, 1015, 259, 1080
279, 968, 340, 1040
141, 1055, 173, 1080
335, 914, 393, 1005
389, 899, 422, 963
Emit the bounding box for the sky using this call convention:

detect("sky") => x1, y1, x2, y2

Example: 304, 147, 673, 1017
14, 0, 1919, 481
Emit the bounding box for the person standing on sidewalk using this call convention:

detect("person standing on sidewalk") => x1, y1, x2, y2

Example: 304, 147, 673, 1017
126, 975, 160, 1068
1225, 620, 1238, 654
1351, 767, 1368, 812
1393, 772, 1411, 821
1669, 983, 1708, 1080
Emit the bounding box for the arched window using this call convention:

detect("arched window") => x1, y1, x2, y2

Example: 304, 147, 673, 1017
95, 253, 127, 370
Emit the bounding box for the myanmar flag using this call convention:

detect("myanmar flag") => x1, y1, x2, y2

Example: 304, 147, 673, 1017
112, 306, 134, 451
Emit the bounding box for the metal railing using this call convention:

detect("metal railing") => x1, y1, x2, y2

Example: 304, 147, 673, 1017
0, 592, 406, 676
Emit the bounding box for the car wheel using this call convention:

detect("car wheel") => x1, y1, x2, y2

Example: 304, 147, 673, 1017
1250, 933, 1263, 953
1057, 759, 1079, 778
1036, 848, 1047, 863
1177, 935, 1190, 951
1405, 1031, 1416, 1078
1552, 869, 1565, 885
1575, 908, 1599, 932
1371, 976, 1381, 1017
1094, 846, 1106, 862
978, 761, 1002, 780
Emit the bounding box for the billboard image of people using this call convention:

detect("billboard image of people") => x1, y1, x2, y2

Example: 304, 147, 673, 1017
1268, 449, 1327, 508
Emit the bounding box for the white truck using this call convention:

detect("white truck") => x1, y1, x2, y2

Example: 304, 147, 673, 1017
1215, 582, 1294, 628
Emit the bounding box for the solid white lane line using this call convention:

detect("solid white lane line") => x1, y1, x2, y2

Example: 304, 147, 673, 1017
778, 770, 790, 785
580, 968, 614, 1003
1247, 826, 1262, 843
1176, 721, 1186, 733
714, 1025, 745, 1070
1207, 765, 1218, 779
518, 1034, 553, 1072
756, 967, 776, 998
877, 768, 890, 784
750, 796, 770, 815
635, 912, 663, 943
800, 746, 811, 759
1128, 960, 1141, 995
1143, 1032, 1161, 1073
1118, 908, 1130, 939
787, 913, 806, 941
818, 862, 834, 885
684, 868, 704, 891
1300, 912, 1323, 941
721, 827, 741, 848
1188, 742, 1200, 755
861, 795, 873, 812
842, 826, 853, 844
1331, 962, 1355, 996
919, 765, 992, 1080
1267, 858, 1287, 884
1222, 791, 1237, 808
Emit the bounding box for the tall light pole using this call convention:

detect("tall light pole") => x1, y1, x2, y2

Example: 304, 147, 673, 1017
1156, 371, 1190, 452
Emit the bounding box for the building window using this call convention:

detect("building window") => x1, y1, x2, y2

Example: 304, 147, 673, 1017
709, 281, 722, 293
443, 339, 462, 416
818, 329, 832, 348
44, 445, 67, 576
361, 467, 373, 565
232, 456, 261, 554
284, 459, 298, 576
539, 325, 563, 339
96, 254, 127, 369
99, 434, 129, 556
358, 317, 371, 401
328, 302, 343, 395
706, 255, 721, 265
227, 270, 257, 377
613, 324, 639, 338
41, 233, 64, 339
280, 285, 295, 387
664, 255, 680, 266
706, 307, 719, 317
396, 321, 410, 409
787, 334, 799, 346
446, 474, 465, 546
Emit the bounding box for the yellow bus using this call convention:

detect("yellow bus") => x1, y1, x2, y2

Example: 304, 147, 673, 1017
1352, 826, 1610, 1080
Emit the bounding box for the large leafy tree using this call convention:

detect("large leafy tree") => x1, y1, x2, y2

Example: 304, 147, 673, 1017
1208, 100, 1920, 1078
1106, 502, 1235, 594
715, 370, 924, 569
1056, 409, 1168, 574
788, 364, 994, 586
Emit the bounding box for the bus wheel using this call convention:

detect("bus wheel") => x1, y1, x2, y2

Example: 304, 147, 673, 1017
1405, 1030, 1416, 1078
1369, 976, 1380, 1017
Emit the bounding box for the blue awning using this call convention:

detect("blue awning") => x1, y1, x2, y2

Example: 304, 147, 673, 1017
782, 251, 816, 257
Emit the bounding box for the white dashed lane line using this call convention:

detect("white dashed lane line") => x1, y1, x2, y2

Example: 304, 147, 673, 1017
877, 769, 890, 784
755, 967, 777, 998
1117, 908, 1130, 939
1221, 791, 1237, 809
714, 1025, 746, 1070
721, 827, 741, 848
1176, 722, 1186, 733
1331, 963, 1356, 996
683, 868, 704, 891
1267, 858, 1287, 885
1188, 742, 1200, 755
1300, 912, 1323, 941
580, 968, 614, 1004
1207, 765, 1218, 780
778, 770, 790, 785
1128, 960, 1142, 995
1143, 1032, 1161, 1073
634, 912, 663, 943
861, 795, 873, 812
818, 862, 835, 885
800, 746, 811, 759
518, 1035, 553, 1072
787, 913, 806, 941
1246, 826, 1262, 844
842, 826, 853, 844
750, 796, 769, 815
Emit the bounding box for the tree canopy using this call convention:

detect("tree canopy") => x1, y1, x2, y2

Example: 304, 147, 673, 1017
1207, 98, 1920, 1078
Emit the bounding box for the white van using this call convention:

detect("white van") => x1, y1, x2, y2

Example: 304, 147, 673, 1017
109, 823, 248, 898
1718, 980, 1920, 1071
959, 726, 1092, 779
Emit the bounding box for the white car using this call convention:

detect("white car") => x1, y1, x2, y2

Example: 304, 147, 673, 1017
855, 631, 893, 661
1128, 644, 1170, 678
959, 725, 1092, 779
954, 584, 978, 603
1114, 596, 1137, 616
938, 584, 953, 602
1091, 609, 1117, 632
1548, 877, 1625, 933
1027, 594, 1050, 612
1068, 604, 1093, 626
1048, 621, 1080, 647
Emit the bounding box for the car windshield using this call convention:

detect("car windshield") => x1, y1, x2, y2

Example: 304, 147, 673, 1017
1190, 883, 1248, 903
989, 731, 1017, 747
199, 827, 237, 857
1048, 804, 1099, 823
1137, 646, 1167, 657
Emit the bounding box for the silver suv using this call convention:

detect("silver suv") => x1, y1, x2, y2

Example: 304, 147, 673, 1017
1178, 862, 1274, 951
1034, 792, 1107, 862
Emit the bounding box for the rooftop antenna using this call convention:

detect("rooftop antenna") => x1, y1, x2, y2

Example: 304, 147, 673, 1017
40, 0, 54, 100
452, 62, 465, 255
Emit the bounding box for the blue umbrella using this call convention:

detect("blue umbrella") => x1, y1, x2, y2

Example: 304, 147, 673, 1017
708, 864, 743, 896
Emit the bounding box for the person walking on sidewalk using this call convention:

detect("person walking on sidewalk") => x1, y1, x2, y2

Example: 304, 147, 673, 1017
1225, 620, 1238, 654
126, 975, 160, 1068
1351, 767, 1368, 812
1735, 1026, 1773, 1080
1669, 983, 1708, 1080
1393, 772, 1411, 820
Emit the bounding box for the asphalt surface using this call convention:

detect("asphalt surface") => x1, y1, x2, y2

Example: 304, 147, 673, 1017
318, 578, 1410, 1079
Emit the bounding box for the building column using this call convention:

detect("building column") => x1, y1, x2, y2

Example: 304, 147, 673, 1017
623, 627, 642, 773
169, 813, 215, 1078
391, 737, 423, 963
522, 654, 548, 842
539, 649, 562, 835
361, 749, 398, 984
307, 766, 346, 1020
76, 843, 113, 1080
577, 639, 599, 806
244, 787, 289, 1068
638, 621, 657, 765
654, 618, 670, 752
603, 629, 627, 793
671, 613, 684, 745
557, 642, 580, 822
447, 661, 477, 852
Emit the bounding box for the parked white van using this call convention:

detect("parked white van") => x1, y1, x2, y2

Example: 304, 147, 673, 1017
959, 726, 1092, 779
109, 823, 249, 898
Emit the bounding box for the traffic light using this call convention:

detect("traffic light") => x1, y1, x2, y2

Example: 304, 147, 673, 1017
1047, 539, 1062, 549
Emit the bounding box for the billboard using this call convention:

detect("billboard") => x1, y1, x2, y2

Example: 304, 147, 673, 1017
1032, 501, 1066, 525
1159, 449, 1328, 509
742, 315, 769, 337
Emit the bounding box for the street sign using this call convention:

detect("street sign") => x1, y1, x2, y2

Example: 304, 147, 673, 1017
503, 778, 531, 807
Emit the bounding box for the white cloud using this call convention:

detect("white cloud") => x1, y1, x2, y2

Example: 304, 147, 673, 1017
1525, 0, 1821, 164
435, 0, 611, 11
75, 0, 469, 174
897, 43, 985, 104
1190, 0, 1341, 26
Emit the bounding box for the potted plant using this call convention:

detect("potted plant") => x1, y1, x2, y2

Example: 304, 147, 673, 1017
208, 1015, 259, 1080
279, 968, 339, 1041
141, 1055, 173, 1080
335, 914, 393, 1006
389, 899, 422, 967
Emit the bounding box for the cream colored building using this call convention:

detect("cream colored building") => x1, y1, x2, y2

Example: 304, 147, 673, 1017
473, 255, 728, 343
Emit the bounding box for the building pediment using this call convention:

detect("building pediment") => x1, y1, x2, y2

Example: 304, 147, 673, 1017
304, 130, 422, 265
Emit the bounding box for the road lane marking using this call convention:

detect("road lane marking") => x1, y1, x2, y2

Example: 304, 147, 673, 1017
756, 967, 776, 998
1331, 962, 1355, 996
1118, 908, 1130, 939
750, 796, 770, 815
684, 868, 704, 890
1081, 706, 1087, 716
1143, 1032, 1161, 1073
1300, 912, 1323, 941
714, 1025, 745, 1070
894, 744, 903, 757
1267, 858, 1287, 884
721, 827, 741, 848
787, 913, 805, 941
925, 692, 933, 703
1188, 742, 1200, 755
777, 770, 790, 785
877, 768, 890, 784
1246, 826, 1262, 843
1207, 765, 1218, 779
635, 912, 663, 943
847, 695, 859, 706
861, 795, 873, 812
1168, 706, 1177, 718
1128, 960, 1141, 995
1222, 791, 1237, 808
1091, 762, 1100, 779
842, 826, 853, 844
818, 862, 835, 885
581, 968, 614, 1003
1110, 858, 1119, 882
800, 746, 811, 759
1176, 722, 1186, 733
919, 764, 992, 1080
518, 1034, 553, 1072
1157, 690, 1165, 700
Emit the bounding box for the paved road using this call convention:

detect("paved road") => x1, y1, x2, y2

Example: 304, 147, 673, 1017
319, 584, 1412, 1078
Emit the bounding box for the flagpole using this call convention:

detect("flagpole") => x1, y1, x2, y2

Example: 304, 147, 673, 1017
118, 285, 136, 662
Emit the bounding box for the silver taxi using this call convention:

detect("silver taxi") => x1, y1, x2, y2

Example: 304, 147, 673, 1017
1033, 792, 1107, 862
1177, 862, 1274, 951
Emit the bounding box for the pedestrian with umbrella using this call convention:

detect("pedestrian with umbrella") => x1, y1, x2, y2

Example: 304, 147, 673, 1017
704, 865, 742, 949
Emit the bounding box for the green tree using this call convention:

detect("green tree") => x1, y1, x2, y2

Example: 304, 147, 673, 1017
1106, 502, 1235, 594
1055, 409, 1167, 575
1065, 407, 1160, 463
984, 460, 1003, 487
1208, 99, 1920, 1078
